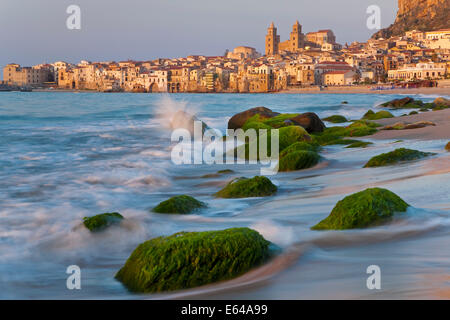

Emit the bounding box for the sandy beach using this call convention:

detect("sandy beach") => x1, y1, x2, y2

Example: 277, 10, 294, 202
371, 109, 450, 140
281, 86, 450, 95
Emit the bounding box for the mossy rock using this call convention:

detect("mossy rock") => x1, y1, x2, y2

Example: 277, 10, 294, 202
445, 142, 450, 151
346, 141, 373, 148
381, 97, 423, 109
215, 176, 277, 198
242, 119, 273, 133
364, 148, 434, 168
262, 113, 299, 128
419, 108, 429, 112
312, 121, 378, 145
323, 115, 348, 123
279, 141, 318, 158
409, 111, 418, 115
201, 169, 235, 178
311, 188, 409, 230
363, 110, 394, 120
83, 212, 124, 232
278, 126, 311, 150
115, 228, 272, 293
279, 150, 320, 172
153, 195, 206, 214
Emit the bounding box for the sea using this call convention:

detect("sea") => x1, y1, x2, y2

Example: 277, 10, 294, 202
0, 91, 449, 299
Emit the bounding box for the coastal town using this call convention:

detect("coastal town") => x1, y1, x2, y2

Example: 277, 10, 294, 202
1, 22, 450, 93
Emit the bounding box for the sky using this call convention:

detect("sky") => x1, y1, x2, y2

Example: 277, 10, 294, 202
0, 0, 397, 73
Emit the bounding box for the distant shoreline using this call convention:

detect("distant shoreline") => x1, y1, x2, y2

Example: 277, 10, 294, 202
10, 86, 450, 96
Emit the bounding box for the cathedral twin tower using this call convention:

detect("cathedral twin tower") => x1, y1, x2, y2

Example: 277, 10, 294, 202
265, 21, 305, 56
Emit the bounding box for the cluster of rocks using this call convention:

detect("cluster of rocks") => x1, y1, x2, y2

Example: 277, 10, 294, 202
81, 101, 445, 294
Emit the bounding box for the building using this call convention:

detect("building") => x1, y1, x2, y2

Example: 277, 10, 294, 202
388, 62, 446, 81
306, 30, 337, 48
323, 70, 356, 86
265, 21, 305, 55
227, 46, 260, 60
265, 22, 280, 56
3, 64, 52, 87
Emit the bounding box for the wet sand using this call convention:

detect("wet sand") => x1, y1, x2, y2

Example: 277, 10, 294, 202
371, 109, 450, 141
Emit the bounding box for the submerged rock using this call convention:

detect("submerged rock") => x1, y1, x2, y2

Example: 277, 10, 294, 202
345, 141, 373, 148
153, 195, 206, 214
83, 212, 124, 232
228, 107, 279, 130
364, 148, 434, 167
311, 188, 409, 230
322, 115, 348, 123
278, 150, 320, 172
115, 228, 272, 293
215, 176, 277, 198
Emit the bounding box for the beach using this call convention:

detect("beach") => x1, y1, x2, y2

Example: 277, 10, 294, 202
0, 92, 449, 299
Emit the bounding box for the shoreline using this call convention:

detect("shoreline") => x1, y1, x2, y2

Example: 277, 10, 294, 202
21, 86, 450, 95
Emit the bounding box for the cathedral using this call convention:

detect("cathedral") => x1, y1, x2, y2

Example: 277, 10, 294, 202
265, 21, 338, 55
265, 21, 305, 56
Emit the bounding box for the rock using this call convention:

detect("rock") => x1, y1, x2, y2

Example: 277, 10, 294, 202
201, 169, 235, 179
433, 97, 450, 107
152, 195, 206, 214
381, 121, 436, 130
311, 188, 409, 230
445, 142, 450, 151
115, 228, 272, 293
345, 141, 373, 148
83, 212, 124, 232
278, 150, 320, 172
170, 110, 208, 135
290, 112, 326, 133
409, 111, 418, 115
215, 176, 277, 198
279, 141, 318, 158
372, 0, 450, 40
279, 126, 311, 150
322, 115, 348, 123
341, 101, 348, 104
381, 97, 423, 109
362, 110, 394, 120
228, 107, 279, 130
312, 121, 379, 146
364, 148, 434, 167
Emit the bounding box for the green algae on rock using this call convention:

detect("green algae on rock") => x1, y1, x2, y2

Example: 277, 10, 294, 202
153, 195, 206, 214
83, 212, 124, 232
322, 115, 348, 123
215, 176, 277, 198
362, 110, 394, 120
278, 150, 320, 172
115, 228, 272, 293
364, 148, 434, 168
345, 141, 373, 148
311, 188, 409, 230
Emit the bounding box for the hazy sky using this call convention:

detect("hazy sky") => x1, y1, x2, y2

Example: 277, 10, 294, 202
0, 0, 397, 71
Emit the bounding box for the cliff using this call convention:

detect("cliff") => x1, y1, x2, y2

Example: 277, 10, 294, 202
372, 0, 450, 39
